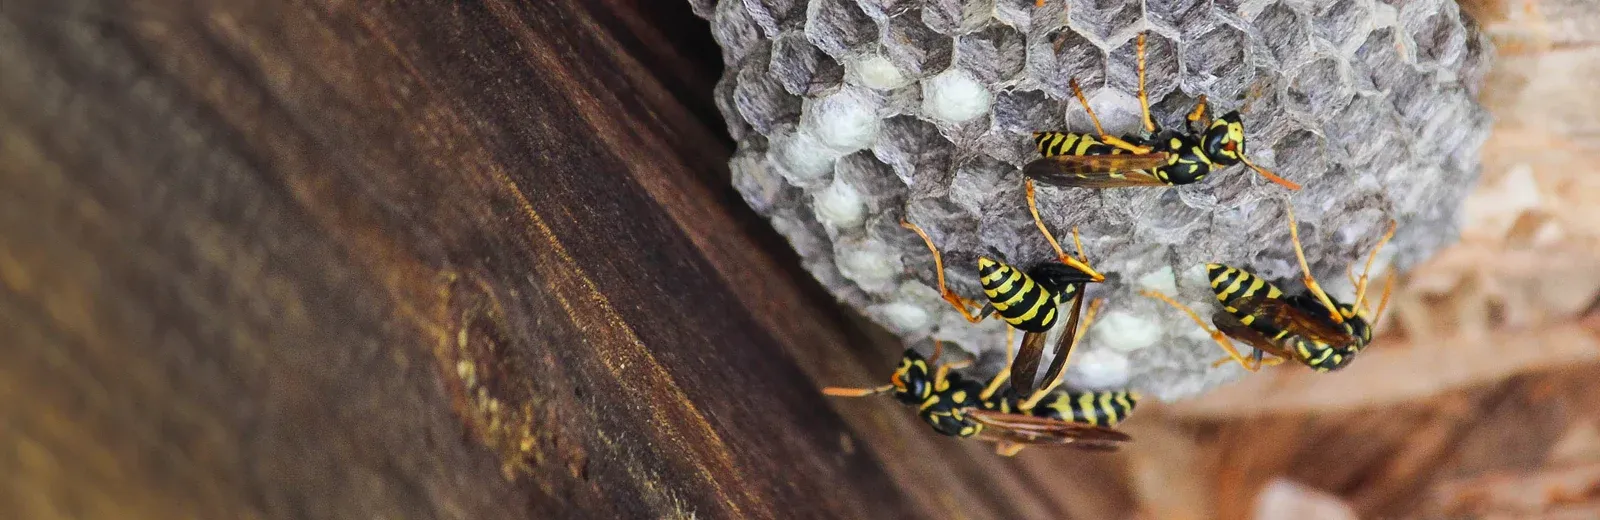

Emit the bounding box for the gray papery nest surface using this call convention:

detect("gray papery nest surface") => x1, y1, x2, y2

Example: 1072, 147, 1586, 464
692, 0, 1493, 400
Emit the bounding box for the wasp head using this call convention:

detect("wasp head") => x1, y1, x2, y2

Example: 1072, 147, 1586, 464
1202, 111, 1248, 166
890, 349, 933, 404
1339, 303, 1374, 345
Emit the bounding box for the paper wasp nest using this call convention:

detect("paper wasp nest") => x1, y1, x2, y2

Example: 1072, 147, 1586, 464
691, 0, 1492, 400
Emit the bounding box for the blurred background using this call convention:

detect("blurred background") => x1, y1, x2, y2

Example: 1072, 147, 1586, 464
1126, 1, 1600, 517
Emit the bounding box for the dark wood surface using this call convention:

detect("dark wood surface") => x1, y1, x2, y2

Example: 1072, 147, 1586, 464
1, 1, 1136, 518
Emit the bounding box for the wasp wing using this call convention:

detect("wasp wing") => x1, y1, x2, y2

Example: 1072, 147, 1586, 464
1213, 311, 1299, 363
1034, 287, 1086, 398
1024, 154, 1171, 188
969, 409, 1132, 451
1233, 291, 1358, 349
1009, 330, 1049, 397
977, 431, 1123, 452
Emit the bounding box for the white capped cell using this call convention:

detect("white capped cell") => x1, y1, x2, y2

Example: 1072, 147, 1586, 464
805, 87, 882, 152
813, 178, 865, 229
774, 130, 841, 187
870, 301, 933, 334
922, 69, 991, 123
1091, 310, 1164, 352
1137, 266, 1179, 295
836, 238, 902, 293
1183, 263, 1211, 290
850, 54, 910, 90
1068, 349, 1130, 389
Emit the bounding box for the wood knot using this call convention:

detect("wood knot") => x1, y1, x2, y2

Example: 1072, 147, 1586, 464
435, 271, 543, 480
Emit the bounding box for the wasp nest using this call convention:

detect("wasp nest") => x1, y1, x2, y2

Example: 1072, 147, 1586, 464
692, 0, 1492, 400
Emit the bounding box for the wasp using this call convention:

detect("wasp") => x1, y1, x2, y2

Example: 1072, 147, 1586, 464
900, 184, 1104, 396
1024, 33, 1301, 192
1143, 203, 1397, 372
824, 303, 1137, 456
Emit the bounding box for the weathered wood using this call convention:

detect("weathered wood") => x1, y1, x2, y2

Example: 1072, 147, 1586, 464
1187, 363, 1600, 519
0, 0, 1145, 518
1172, 317, 1600, 418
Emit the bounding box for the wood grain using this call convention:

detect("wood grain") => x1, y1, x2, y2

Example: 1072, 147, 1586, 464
0, 0, 1144, 518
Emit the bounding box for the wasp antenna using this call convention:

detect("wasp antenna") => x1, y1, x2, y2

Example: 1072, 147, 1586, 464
822, 384, 896, 397
1241, 157, 1302, 191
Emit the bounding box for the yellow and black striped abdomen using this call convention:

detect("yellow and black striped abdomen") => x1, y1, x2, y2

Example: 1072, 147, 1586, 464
1033, 131, 1122, 158
1034, 391, 1139, 427
978, 257, 1059, 333
1290, 336, 1360, 372
1289, 311, 1370, 372
1206, 263, 1285, 327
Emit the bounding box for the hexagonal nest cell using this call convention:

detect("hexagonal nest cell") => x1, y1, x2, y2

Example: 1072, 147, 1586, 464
693, 0, 1493, 401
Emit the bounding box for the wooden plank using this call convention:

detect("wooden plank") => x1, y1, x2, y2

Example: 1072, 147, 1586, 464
0, 0, 1148, 518
1170, 317, 1600, 418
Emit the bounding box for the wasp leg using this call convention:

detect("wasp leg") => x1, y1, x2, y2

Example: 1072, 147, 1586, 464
1209, 352, 1286, 370
996, 441, 1027, 457
1185, 95, 1211, 135
1069, 77, 1152, 154
1372, 270, 1397, 328
1285, 205, 1344, 324
981, 327, 1017, 401
1067, 224, 1091, 268
941, 359, 975, 372
1137, 33, 1157, 134
902, 219, 986, 323
1187, 95, 1210, 126
1025, 181, 1106, 281
1142, 290, 1261, 373
822, 384, 896, 397
1353, 220, 1398, 320
1020, 298, 1105, 411
933, 358, 975, 389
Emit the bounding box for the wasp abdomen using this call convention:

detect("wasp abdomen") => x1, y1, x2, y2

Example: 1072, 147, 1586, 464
1206, 263, 1284, 321
1033, 131, 1124, 158
1034, 391, 1139, 427
1293, 338, 1358, 372
978, 257, 1058, 333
